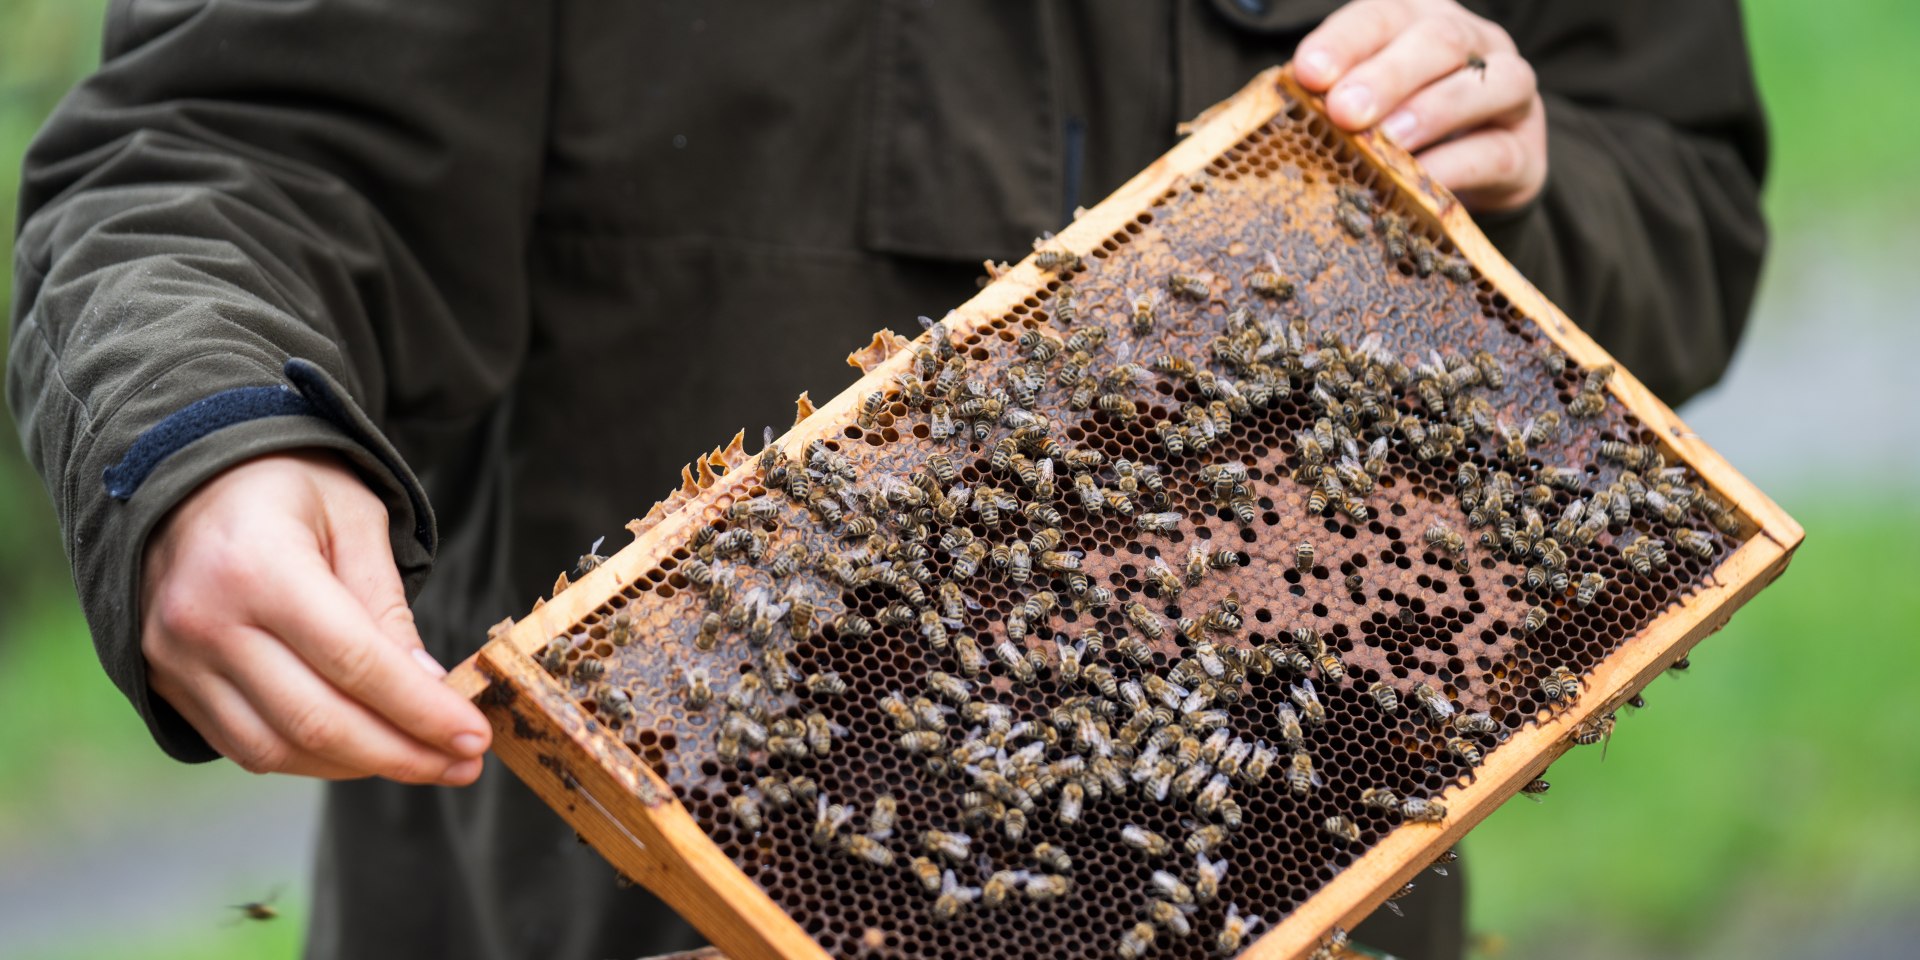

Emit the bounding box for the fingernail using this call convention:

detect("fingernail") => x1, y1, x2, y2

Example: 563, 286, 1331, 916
442, 757, 482, 783
1299, 49, 1334, 82
1381, 111, 1417, 145
451, 732, 487, 757
412, 648, 448, 677
1330, 84, 1375, 126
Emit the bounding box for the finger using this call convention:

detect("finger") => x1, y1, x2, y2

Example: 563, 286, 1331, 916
249, 557, 491, 758
1327, 14, 1500, 130
224, 624, 484, 785
1294, 0, 1411, 91
1378, 51, 1536, 152
176, 667, 365, 780
1415, 120, 1545, 212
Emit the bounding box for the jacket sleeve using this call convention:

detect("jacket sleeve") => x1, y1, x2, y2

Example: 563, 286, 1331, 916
1474, 0, 1768, 405
7, 0, 550, 761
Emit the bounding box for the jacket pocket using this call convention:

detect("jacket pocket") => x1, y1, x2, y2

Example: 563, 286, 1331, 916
863, 0, 1061, 262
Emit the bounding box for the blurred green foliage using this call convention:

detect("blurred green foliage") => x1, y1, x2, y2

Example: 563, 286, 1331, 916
0, 1, 1914, 958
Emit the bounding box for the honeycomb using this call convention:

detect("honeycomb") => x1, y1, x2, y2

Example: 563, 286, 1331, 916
516, 84, 1748, 959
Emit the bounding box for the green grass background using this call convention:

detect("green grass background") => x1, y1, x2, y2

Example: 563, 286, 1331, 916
2, 1, 1915, 958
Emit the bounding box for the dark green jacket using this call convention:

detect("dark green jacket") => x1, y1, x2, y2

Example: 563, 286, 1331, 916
10, 2, 1764, 958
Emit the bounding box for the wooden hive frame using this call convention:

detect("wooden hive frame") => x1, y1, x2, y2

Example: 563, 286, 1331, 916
446, 66, 1801, 960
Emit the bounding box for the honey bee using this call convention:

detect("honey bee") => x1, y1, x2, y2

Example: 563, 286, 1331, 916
1122, 825, 1173, 856
1216, 903, 1264, 955
594, 684, 634, 723
911, 856, 943, 892
1147, 898, 1195, 937
1249, 254, 1295, 300
1573, 570, 1606, 607
1573, 711, 1616, 749
1185, 824, 1228, 856
1367, 680, 1401, 715
1034, 247, 1083, 273
1054, 780, 1085, 826
1567, 390, 1607, 418
1144, 559, 1184, 600
899, 730, 944, 754
1116, 922, 1158, 959
1446, 735, 1484, 766
1336, 203, 1372, 238
805, 712, 836, 757
1293, 539, 1317, 573
1425, 521, 1466, 555
1286, 751, 1323, 797
1542, 665, 1582, 703
931, 869, 980, 923
1521, 777, 1551, 800
840, 833, 894, 868
1452, 711, 1499, 737
1123, 601, 1166, 642
1522, 604, 1550, 634
1167, 272, 1210, 300
979, 869, 1024, 909
1024, 873, 1071, 901
1410, 681, 1455, 722
1193, 852, 1229, 904
730, 793, 764, 832
997, 640, 1038, 684
694, 611, 724, 651
1002, 806, 1029, 842
571, 656, 605, 684
951, 633, 984, 676
1322, 815, 1362, 844
671, 667, 713, 710
1674, 528, 1716, 559
1397, 798, 1443, 821
1029, 840, 1072, 874
1290, 679, 1327, 727
920, 829, 972, 863
1085, 662, 1121, 699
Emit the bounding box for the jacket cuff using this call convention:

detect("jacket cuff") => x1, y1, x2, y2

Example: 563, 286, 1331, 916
87, 359, 436, 763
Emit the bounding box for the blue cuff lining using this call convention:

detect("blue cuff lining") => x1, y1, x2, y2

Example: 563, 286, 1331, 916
102, 385, 317, 500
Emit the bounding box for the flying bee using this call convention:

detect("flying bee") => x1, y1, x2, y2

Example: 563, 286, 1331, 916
1117, 922, 1158, 959
1166, 272, 1209, 300
1322, 815, 1362, 844
1430, 847, 1459, 876
1521, 777, 1551, 801
1363, 680, 1402, 715
1122, 825, 1172, 856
